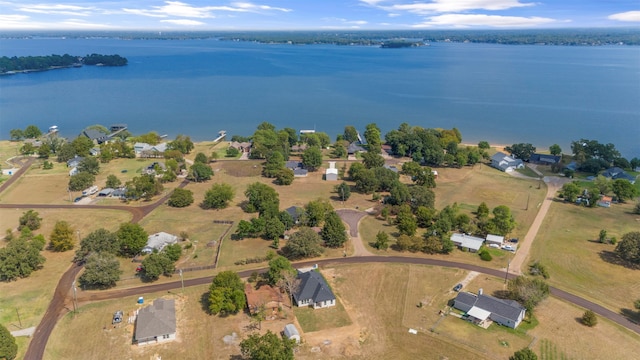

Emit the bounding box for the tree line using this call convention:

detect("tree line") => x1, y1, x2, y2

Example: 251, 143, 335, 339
0, 53, 127, 73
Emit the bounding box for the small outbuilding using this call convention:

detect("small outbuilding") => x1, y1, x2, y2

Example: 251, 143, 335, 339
283, 324, 300, 343
325, 161, 338, 181
485, 234, 504, 246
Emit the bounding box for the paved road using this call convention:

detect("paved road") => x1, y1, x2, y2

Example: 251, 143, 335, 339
76, 256, 640, 335
22, 179, 189, 360
336, 208, 372, 256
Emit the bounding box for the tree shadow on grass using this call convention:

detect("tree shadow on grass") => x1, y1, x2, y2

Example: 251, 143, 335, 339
200, 291, 210, 314
598, 250, 640, 270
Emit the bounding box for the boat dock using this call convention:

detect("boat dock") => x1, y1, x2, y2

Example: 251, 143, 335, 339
213, 130, 227, 143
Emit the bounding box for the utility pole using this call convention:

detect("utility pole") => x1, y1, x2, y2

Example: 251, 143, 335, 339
15, 308, 22, 328
179, 269, 184, 297
504, 259, 511, 284
525, 193, 530, 211
72, 280, 78, 314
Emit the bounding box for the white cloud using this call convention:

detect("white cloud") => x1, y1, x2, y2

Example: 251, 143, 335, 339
608, 11, 640, 22
122, 1, 290, 19
413, 13, 556, 27
18, 4, 96, 16
161, 19, 206, 25
361, 0, 535, 14
57, 19, 114, 29
0, 14, 29, 22
322, 17, 368, 26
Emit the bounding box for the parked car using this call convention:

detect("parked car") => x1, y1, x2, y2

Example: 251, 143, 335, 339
112, 310, 123, 324
73, 197, 83, 203
510, 238, 519, 243
488, 244, 500, 248
453, 283, 463, 292
503, 245, 515, 251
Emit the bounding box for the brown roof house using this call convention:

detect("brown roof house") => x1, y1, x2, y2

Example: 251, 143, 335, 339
135, 298, 176, 345
244, 283, 285, 319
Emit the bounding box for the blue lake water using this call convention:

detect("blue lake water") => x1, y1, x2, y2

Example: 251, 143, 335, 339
0, 38, 639, 158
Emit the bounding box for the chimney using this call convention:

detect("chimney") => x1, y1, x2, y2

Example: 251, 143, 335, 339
478, 288, 483, 296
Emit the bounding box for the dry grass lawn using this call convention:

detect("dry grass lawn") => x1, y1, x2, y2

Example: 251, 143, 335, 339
529, 200, 640, 313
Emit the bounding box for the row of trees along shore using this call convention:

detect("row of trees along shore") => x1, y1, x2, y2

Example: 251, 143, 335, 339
0, 53, 127, 73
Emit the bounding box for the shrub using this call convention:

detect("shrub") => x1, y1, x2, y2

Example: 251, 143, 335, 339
479, 249, 492, 261
581, 310, 597, 327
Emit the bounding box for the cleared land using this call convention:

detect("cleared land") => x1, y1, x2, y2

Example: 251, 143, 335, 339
46, 263, 640, 359
529, 200, 640, 313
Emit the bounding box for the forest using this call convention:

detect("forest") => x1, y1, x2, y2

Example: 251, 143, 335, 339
0, 53, 127, 74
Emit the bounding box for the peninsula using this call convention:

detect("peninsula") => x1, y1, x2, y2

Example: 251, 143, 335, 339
0, 53, 127, 75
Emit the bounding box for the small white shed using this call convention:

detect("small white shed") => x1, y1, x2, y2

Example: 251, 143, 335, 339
283, 323, 300, 343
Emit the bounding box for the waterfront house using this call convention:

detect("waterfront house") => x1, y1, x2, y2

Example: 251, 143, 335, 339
491, 152, 524, 172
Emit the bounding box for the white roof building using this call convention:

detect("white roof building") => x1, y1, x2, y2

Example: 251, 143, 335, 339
450, 233, 484, 252
142, 232, 178, 254
485, 234, 504, 245
325, 161, 338, 181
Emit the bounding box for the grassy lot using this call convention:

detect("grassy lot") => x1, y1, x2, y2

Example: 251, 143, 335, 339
516, 165, 542, 178
294, 297, 352, 332
44, 263, 640, 359
529, 200, 640, 313
0, 140, 21, 165
0, 208, 131, 356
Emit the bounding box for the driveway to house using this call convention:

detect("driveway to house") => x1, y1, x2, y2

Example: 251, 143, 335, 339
508, 175, 571, 274
0, 157, 35, 194
336, 208, 372, 256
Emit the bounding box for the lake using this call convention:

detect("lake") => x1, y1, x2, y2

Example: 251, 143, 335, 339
0, 37, 638, 158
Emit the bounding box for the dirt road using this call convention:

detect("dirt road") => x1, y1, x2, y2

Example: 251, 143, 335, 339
0, 157, 35, 193
22, 180, 188, 360
509, 176, 570, 274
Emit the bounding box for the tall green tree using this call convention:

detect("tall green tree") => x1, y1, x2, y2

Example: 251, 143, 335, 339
168, 188, 194, 208
74, 228, 118, 262
507, 276, 550, 312
194, 152, 208, 164
267, 255, 295, 286
301, 146, 323, 171
24, 125, 42, 139
9, 129, 24, 141
305, 199, 332, 227
396, 205, 417, 236
240, 330, 295, 360
78, 157, 100, 175
343, 126, 358, 143
611, 179, 638, 202
264, 217, 285, 241
362, 151, 385, 169
116, 223, 148, 257
78, 252, 122, 289
106, 174, 121, 188
0, 233, 46, 281
614, 231, 640, 265
374, 231, 389, 250
505, 143, 536, 161
49, 220, 75, 252
169, 135, 194, 154
0, 323, 18, 360
282, 227, 324, 260
202, 183, 235, 209
490, 205, 516, 236
364, 123, 382, 153
68, 171, 95, 191
560, 182, 581, 203
549, 144, 562, 156
188, 162, 213, 182
263, 151, 285, 178
334, 182, 351, 201
322, 211, 347, 248
208, 271, 246, 315
141, 253, 175, 281
244, 182, 280, 217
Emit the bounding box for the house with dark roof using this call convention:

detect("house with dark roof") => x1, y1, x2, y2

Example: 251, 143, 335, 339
454, 290, 526, 329
602, 167, 636, 184
529, 153, 561, 165
347, 142, 366, 155
66, 155, 85, 168
135, 298, 176, 345
82, 129, 110, 145
284, 206, 304, 224
491, 152, 524, 172
293, 270, 336, 309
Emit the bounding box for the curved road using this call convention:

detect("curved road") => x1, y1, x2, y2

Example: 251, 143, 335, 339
76, 256, 640, 335
20, 180, 189, 360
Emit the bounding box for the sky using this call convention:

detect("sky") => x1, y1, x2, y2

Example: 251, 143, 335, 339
0, 0, 639, 31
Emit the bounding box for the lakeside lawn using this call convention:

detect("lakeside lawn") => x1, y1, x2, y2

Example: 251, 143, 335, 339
529, 200, 640, 313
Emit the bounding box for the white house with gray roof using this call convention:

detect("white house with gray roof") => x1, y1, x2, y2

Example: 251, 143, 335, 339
293, 270, 336, 309
450, 233, 485, 252
491, 152, 524, 172
135, 298, 176, 345
454, 290, 526, 329
142, 232, 178, 254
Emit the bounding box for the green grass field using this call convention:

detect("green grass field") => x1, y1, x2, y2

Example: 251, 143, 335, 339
529, 200, 640, 313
